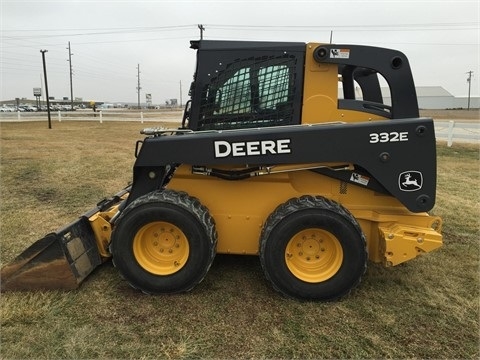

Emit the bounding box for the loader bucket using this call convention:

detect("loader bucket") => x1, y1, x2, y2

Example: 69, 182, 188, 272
1, 216, 102, 291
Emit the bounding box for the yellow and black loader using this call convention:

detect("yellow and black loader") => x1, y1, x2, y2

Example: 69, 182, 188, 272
1, 40, 442, 300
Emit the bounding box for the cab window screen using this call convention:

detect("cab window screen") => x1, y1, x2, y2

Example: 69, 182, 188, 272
215, 68, 251, 114
258, 65, 290, 110
199, 55, 297, 130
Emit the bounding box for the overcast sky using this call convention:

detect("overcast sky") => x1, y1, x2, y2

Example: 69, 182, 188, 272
1, 0, 479, 105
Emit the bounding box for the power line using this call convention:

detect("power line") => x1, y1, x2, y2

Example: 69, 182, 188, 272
3, 22, 476, 34
3, 24, 196, 34
2, 25, 197, 39
206, 22, 478, 32
2, 22, 476, 42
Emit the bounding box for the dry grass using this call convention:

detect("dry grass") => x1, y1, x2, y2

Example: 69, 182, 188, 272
1, 121, 479, 359
420, 109, 479, 120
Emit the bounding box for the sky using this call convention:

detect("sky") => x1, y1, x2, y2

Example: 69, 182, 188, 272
1, 0, 479, 105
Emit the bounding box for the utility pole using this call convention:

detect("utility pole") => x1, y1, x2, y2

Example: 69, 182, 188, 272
40, 74, 44, 104
466, 70, 473, 110
179, 80, 182, 107
67, 41, 74, 111
198, 24, 205, 40
40, 50, 52, 129
137, 64, 141, 109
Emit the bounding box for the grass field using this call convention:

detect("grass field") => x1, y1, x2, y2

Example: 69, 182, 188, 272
0, 120, 478, 359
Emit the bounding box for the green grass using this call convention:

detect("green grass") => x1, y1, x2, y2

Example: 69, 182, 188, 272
1, 122, 479, 359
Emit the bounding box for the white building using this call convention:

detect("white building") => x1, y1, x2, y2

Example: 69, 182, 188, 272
416, 86, 455, 109
378, 86, 479, 110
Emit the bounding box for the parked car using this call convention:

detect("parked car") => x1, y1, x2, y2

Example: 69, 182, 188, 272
19, 105, 37, 112
0, 106, 15, 112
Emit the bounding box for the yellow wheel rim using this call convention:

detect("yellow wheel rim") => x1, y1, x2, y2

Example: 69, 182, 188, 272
133, 221, 189, 275
285, 228, 343, 283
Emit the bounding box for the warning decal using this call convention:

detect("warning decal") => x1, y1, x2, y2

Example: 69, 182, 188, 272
350, 172, 370, 186
330, 48, 350, 59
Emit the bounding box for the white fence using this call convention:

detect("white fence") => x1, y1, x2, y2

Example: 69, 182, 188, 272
2, 112, 478, 147
0, 109, 183, 124
434, 121, 480, 146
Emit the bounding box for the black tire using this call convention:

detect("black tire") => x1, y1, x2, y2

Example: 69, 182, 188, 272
259, 196, 367, 301
110, 189, 217, 294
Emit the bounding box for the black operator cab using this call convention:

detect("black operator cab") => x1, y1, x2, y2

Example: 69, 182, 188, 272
183, 40, 420, 131
185, 40, 305, 131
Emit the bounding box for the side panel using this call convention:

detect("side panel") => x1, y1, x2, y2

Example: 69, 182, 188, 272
168, 166, 299, 254
167, 165, 441, 265
133, 118, 437, 213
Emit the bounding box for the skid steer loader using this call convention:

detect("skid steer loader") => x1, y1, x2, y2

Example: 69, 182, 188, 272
1, 40, 443, 301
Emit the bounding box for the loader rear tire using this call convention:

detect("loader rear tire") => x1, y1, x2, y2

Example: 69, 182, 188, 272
110, 190, 217, 294
260, 196, 367, 301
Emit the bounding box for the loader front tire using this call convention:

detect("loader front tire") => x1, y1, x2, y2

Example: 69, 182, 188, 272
110, 190, 217, 294
260, 196, 367, 301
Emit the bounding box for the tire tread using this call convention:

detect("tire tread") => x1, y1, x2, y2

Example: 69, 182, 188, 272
259, 195, 367, 301
110, 189, 217, 294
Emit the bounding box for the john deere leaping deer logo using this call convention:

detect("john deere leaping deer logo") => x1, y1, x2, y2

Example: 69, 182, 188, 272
399, 171, 423, 192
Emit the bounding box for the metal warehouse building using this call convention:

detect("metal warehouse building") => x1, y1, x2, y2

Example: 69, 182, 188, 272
381, 86, 479, 109
416, 86, 479, 109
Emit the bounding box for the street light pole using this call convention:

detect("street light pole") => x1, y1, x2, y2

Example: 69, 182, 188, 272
40, 49, 52, 129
